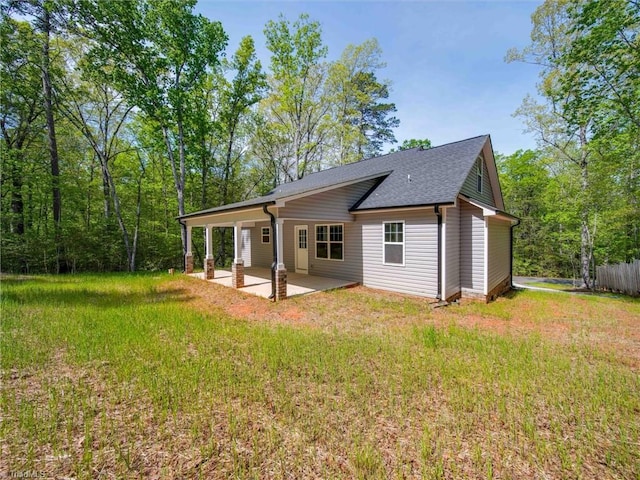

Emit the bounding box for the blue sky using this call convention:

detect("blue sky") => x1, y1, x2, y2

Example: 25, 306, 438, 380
195, 1, 543, 155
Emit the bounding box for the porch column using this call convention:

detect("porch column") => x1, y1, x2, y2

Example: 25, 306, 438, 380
275, 218, 287, 300
205, 225, 215, 280
185, 225, 193, 274
232, 223, 244, 288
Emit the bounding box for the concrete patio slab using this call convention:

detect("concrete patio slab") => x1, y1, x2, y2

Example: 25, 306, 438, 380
190, 267, 357, 299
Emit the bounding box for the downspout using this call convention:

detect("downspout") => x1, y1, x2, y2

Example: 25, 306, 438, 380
263, 204, 277, 300
435, 205, 442, 300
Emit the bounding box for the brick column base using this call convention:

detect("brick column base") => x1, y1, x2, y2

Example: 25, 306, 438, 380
275, 268, 287, 301
185, 253, 194, 274
232, 261, 244, 288
205, 257, 215, 280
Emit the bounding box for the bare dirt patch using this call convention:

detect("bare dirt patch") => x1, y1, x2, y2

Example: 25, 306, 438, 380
164, 276, 640, 369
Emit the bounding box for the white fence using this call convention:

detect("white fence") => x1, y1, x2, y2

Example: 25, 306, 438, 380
596, 259, 640, 296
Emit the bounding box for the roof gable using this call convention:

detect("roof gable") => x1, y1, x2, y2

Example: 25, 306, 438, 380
352, 135, 489, 211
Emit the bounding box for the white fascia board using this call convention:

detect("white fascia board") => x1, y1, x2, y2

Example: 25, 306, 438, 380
458, 195, 517, 224
183, 207, 268, 227
460, 195, 497, 217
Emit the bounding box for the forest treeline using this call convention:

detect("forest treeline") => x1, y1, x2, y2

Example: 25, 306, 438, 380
1, 0, 638, 284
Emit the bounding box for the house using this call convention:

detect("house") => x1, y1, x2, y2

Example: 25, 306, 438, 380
177, 135, 518, 302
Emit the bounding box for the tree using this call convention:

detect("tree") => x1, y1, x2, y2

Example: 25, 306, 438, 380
558, 0, 640, 135
7, 0, 68, 270
0, 16, 44, 239
77, 0, 228, 256
261, 13, 330, 182
326, 39, 399, 164
56, 35, 142, 270
507, 0, 640, 283
392, 138, 432, 152
508, 0, 597, 288
497, 150, 557, 276
217, 36, 267, 206
213, 35, 267, 264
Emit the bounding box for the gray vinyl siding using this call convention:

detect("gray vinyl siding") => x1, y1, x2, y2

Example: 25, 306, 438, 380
250, 221, 274, 268
283, 221, 295, 270
281, 221, 363, 282
487, 218, 511, 291
359, 209, 438, 298
460, 200, 485, 293
249, 219, 362, 282
278, 179, 378, 221
241, 228, 251, 267
444, 205, 460, 299
460, 156, 495, 207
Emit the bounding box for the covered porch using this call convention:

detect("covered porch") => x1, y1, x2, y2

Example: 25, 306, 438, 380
190, 267, 357, 299
180, 200, 355, 301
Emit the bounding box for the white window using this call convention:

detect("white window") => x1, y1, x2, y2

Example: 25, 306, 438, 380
261, 227, 271, 244
383, 221, 404, 265
477, 157, 483, 193
316, 224, 343, 260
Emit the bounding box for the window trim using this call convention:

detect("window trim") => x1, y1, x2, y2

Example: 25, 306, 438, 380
382, 221, 405, 266
315, 223, 344, 262
476, 157, 484, 193
261, 226, 271, 244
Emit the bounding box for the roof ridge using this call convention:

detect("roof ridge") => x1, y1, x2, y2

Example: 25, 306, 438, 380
425, 134, 489, 151
278, 134, 490, 185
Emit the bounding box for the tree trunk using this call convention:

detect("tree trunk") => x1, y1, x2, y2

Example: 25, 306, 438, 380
131, 165, 145, 272
161, 123, 186, 255
42, 9, 62, 271
102, 166, 111, 219
10, 150, 25, 235
579, 125, 592, 289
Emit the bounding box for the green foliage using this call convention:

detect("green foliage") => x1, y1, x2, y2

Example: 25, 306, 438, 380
506, 0, 640, 282
327, 39, 399, 163
559, 0, 640, 136
0, 7, 401, 273
257, 16, 400, 182
391, 138, 432, 152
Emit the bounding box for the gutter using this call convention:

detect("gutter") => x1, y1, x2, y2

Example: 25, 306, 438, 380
176, 201, 276, 221
263, 205, 277, 300
350, 201, 455, 214
435, 205, 442, 300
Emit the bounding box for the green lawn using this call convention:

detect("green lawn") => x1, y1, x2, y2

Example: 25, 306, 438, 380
2, 273, 639, 479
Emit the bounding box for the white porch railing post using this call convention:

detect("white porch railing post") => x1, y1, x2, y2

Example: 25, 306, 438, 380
234, 223, 243, 264
205, 225, 213, 259
274, 218, 287, 300
276, 219, 285, 270
185, 225, 193, 274
232, 223, 244, 288
205, 225, 214, 280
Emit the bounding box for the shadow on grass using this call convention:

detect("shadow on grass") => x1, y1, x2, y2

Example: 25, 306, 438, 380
501, 288, 528, 300
3, 286, 195, 309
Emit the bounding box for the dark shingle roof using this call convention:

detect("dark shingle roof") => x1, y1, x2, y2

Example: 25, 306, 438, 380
178, 135, 489, 219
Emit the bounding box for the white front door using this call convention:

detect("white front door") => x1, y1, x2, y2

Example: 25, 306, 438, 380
294, 225, 309, 274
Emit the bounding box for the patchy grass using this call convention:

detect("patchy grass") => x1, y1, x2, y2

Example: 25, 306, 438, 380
2, 273, 639, 479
